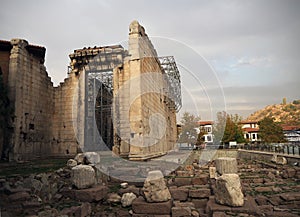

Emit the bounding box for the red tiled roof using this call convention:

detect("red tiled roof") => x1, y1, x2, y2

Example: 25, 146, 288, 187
242, 127, 259, 133
281, 125, 300, 131
198, 121, 214, 126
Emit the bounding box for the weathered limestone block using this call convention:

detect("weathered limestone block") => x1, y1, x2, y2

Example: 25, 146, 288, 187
107, 193, 121, 204
74, 152, 101, 165
74, 153, 85, 164
189, 188, 211, 199
67, 159, 77, 168
120, 182, 129, 189
215, 157, 237, 175
73, 185, 108, 202
271, 154, 287, 165
60, 202, 91, 217
83, 152, 100, 164
169, 186, 189, 201
142, 170, 171, 202
132, 196, 172, 215
209, 167, 217, 179
192, 174, 209, 185
171, 206, 192, 217
121, 192, 137, 207
215, 174, 244, 207
71, 165, 96, 189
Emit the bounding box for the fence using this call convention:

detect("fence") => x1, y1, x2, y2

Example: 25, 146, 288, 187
240, 142, 300, 156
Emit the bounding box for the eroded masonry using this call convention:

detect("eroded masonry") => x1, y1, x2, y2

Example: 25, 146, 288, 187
0, 21, 181, 161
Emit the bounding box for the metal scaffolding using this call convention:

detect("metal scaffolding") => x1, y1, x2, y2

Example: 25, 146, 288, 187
72, 45, 125, 151
69, 46, 182, 151
158, 56, 182, 112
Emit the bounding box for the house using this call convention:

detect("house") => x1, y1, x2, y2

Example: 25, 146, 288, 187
282, 125, 300, 143
240, 120, 260, 142
197, 121, 214, 143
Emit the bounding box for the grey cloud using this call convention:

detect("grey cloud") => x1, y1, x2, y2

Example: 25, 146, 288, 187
1, 0, 299, 118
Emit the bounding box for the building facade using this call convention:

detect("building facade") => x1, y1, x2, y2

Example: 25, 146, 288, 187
240, 120, 260, 142
0, 21, 181, 161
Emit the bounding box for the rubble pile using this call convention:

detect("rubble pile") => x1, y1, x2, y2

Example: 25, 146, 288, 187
0, 152, 299, 217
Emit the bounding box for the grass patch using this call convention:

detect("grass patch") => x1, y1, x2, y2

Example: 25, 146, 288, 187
108, 184, 121, 193
0, 158, 67, 178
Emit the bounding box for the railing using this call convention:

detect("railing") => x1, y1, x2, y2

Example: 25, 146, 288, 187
240, 142, 300, 156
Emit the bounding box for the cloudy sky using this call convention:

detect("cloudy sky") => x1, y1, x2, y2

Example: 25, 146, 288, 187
1, 0, 299, 120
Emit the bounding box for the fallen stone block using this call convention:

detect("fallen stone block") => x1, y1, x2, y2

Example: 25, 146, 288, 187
191, 198, 208, 209
173, 201, 195, 208
60, 202, 91, 217
176, 170, 194, 177
192, 174, 209, 185
209, 167, 217, 179
67, 159, 77, 168
172, 206, 192, 217
189, 188, 211, 199
142, 170, 171, 202
279, 192, 300, 201
271, 155, 287, 165
206, 196, 260, 216
107, 193, 121, 204
71, 165, 96, 189
230, 196, 261, 215
254, 186, 273, 193
212, 212, 227, 217
206, 196, 231, 214
83, 152, 101, 164
282, 168, 296, 179
73, 185, 108, 202
174, 177, 192, 186
255, 195, 269, 205
215, 174, 244, 207
169, 186, 189, 201
121, 192, 137, 207
258, 204, 273, 213
215, 157, 238, 175
132, 196, 172, 215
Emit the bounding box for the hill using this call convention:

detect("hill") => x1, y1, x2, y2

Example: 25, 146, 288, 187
247, 99, 300, 125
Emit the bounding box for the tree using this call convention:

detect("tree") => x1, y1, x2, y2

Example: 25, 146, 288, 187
178, 112, 200, 145
282, 97, 287, 105
258, 117, 286, 143
196, 131, 205, 146
214, 111, 245, 144
213, 111, 227, 144
223, 114, 245, 143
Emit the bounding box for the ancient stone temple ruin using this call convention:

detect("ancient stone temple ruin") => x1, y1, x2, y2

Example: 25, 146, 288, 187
0, 21, 182, 161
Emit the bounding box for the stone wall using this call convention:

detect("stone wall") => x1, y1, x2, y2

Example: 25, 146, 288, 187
8, 39, 55, 161
113, 21, 178, 160
238, 149, 300, 165
52, 74, 80, 156
1, 39, 80, 161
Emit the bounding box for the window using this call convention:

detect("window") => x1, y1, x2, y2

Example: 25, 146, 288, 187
207, 135, 212, 141
252, 134, 256, 140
